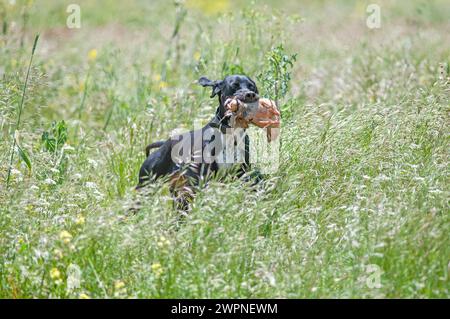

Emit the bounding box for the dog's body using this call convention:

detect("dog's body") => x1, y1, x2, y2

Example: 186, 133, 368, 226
137, 75, 260, 199
137, 119, 250, 186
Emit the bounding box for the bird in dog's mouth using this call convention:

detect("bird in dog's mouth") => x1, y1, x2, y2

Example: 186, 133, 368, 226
224, 95, 281, 142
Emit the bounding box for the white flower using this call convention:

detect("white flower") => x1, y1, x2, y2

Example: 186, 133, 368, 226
85, 182, 97, 189
88, 159, 98, 168
34, 248, 49, 260
11, 168, 22, 176
44, 178, 56, 185
63, 145, 75, 151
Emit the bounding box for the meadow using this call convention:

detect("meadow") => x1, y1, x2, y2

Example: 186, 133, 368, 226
0, 0, 449, 298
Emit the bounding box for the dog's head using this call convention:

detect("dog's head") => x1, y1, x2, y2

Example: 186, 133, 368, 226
199, 74, 259, 119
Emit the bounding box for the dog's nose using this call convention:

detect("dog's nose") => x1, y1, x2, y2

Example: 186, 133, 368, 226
245, 92, 257, 100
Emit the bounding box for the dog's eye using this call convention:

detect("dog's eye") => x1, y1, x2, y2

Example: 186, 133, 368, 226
232, 82, 240, 89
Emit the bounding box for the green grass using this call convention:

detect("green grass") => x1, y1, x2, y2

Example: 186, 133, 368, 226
0, 0, 449, 298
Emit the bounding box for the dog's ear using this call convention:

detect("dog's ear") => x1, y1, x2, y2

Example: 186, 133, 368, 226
198, 77, 224, 98
198, 77, 214, 87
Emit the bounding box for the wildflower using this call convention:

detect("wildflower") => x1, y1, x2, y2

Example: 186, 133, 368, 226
53, 248, 63, 259
44, 178, 56, 185
50, 267, 61, 280
63, 145, 75, 152
67, 264, 82, 291
114, 280, 127, 297
79, 81, 85, 92
152, 74, 162, 82
114, 280, 125, 290
59, 230, 72, 244
85, 181, 97, 189
79, 293, 90, 299
75, 214, 85, 225
158, 81, 168, 89
186, 0, 230, 15
88, 49, 98, 62
87, 159, 98, 168
11, 168, 22, 176
157, 236, 170, 248
193, 51, 201, 61
151, 263, 164, 277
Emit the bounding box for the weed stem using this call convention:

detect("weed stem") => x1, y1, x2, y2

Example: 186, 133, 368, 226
6, 34, 39, 188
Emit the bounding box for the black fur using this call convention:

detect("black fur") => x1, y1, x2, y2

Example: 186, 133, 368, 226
137, 75, 259, 191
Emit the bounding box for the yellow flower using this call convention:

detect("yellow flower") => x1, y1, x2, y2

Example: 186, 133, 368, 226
151, 263, 164, 276
59, 230, 72, 244
153, 74, 162, 82
114, 280, 125, 290
158, 81, 168, 89
50, 267, 61, 280
193, 51, 201, 61
157, 236, 170, 248
53, 248, 63, 259
186, 0, 230, 15
75, 214, 85, 225
79, 81, 85, 92
151, 263, 161, 270
113, 280, 127, 297
79, 293, 90, 299
88, 49, 98, 62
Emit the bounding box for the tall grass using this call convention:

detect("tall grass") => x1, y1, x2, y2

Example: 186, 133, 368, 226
5, 34, 39, 188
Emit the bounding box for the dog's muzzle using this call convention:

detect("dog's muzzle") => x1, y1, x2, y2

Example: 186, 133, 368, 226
233, 89, 259, 104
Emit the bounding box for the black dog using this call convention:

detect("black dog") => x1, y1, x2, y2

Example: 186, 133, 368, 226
137, 75, 260, 208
